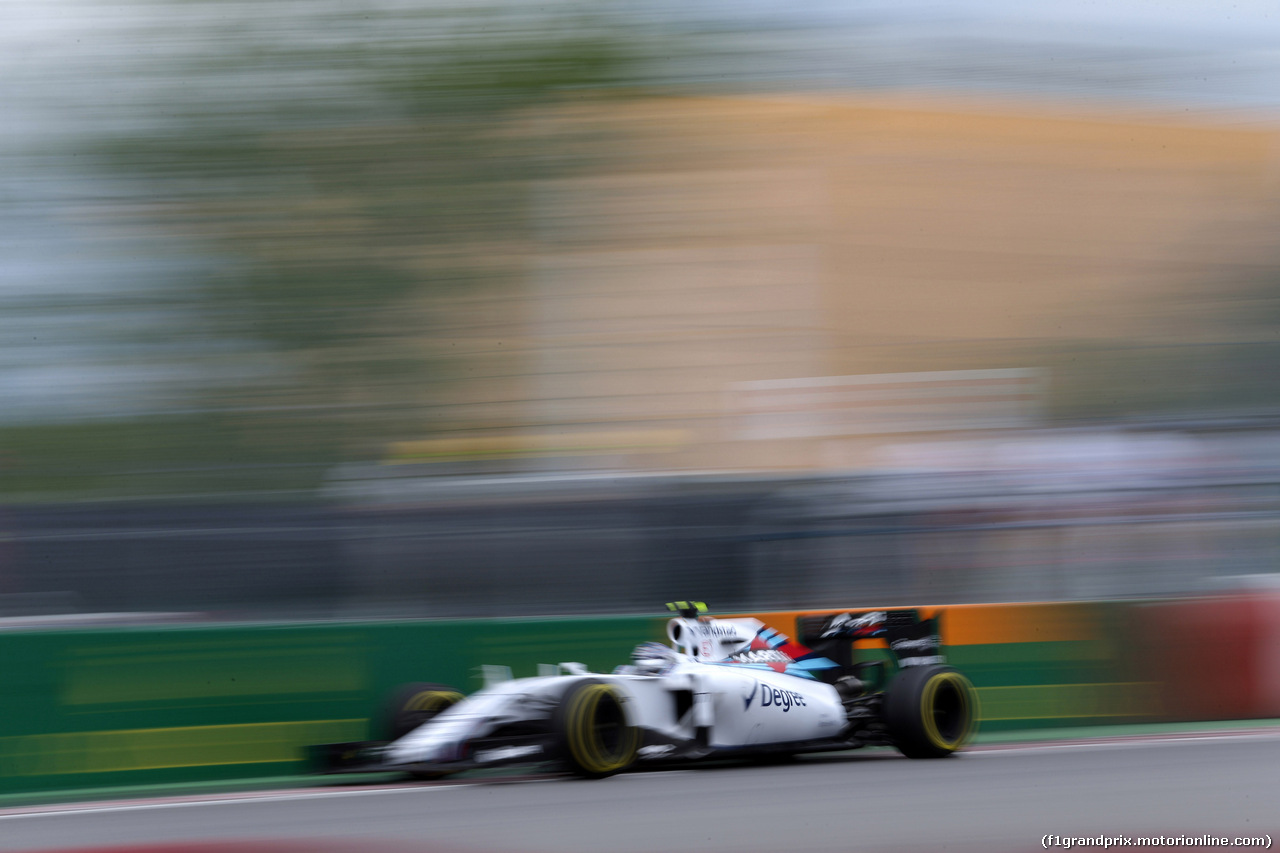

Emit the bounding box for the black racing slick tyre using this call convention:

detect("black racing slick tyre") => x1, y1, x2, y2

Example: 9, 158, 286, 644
552, 679, 640, 779
884, 665, 978, 759
382, 682, 465, 741
382, 682, 465, 781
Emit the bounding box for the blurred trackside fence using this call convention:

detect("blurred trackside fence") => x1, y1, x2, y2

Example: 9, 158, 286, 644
2, 470, 1279, 619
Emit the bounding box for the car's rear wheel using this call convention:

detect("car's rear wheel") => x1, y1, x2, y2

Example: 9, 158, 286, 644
884, 665, 978, 758
552, 679, 639, 778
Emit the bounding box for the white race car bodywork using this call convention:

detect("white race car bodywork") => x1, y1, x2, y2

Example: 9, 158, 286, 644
314, 608, 978, 777
383, 614, 851, 769
386, 661, 847, 767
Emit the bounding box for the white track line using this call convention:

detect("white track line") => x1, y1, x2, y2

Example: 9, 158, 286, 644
0, 785, 474, 821
973, 729, 1280, 755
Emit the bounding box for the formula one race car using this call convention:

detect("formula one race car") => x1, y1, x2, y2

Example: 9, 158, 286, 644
312, 603, 978, 779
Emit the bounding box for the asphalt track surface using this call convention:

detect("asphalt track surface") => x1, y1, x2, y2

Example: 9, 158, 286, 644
3, 732, 1278, 853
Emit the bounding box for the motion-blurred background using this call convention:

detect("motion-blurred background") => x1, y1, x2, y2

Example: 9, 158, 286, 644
5, 0, 1280, 619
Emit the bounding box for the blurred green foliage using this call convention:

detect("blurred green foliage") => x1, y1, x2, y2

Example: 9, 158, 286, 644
4, 2, 639, 500
0, 415, 335, 500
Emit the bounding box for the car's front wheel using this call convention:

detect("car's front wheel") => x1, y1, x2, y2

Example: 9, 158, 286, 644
382, 682, 465, 780
383, 682, 465, 741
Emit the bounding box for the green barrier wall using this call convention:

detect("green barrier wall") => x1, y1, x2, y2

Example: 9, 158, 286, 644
0, 617, 666, 795
949, 603, 1153, 731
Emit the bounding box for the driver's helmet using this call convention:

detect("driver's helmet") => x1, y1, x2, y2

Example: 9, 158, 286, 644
631, 641, 678, 676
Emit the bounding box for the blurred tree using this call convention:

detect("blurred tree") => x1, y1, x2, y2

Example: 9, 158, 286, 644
76, 1, 639, 490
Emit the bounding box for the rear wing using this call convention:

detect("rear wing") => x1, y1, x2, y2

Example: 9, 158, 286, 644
797, 609, 944, 670
883, 610, 944, 667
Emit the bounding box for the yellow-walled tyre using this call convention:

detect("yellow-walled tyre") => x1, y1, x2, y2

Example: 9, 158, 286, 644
884, 665, 978, 759
383, 682, 465, 741
552, 679, 640, 779
382, 682, 466, 781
